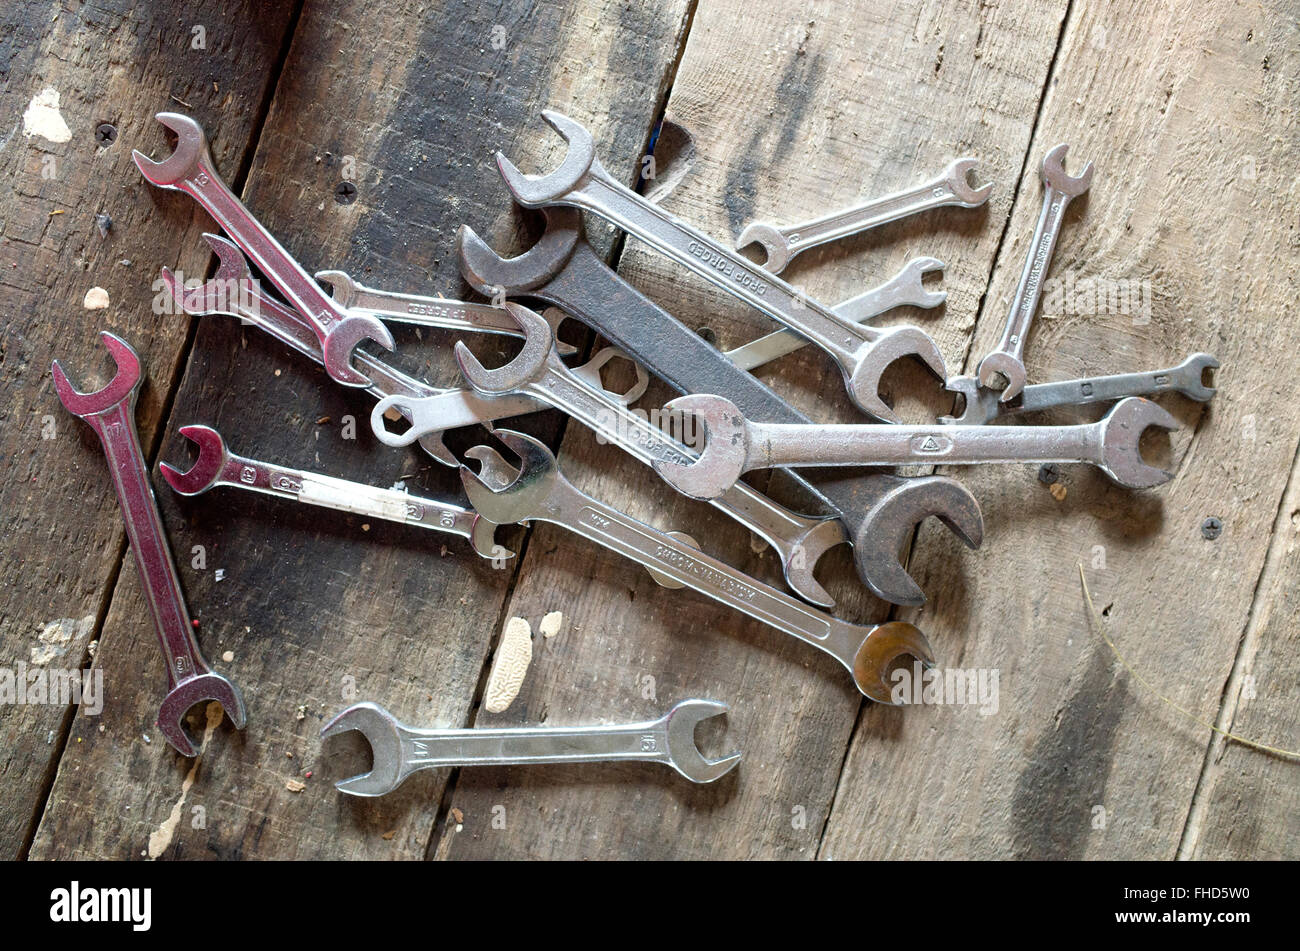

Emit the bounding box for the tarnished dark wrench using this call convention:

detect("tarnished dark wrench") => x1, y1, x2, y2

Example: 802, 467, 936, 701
52, 333, 246, 756
132, 112, 394, 388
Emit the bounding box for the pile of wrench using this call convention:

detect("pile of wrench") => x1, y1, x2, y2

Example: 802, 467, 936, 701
51, 110, 1217, 795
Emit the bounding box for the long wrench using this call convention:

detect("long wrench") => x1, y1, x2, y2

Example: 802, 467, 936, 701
321, 699, 740, 795
655, 395, 1179, 499
133, 112, 394, 388
495, 111, 948, 421
942, 353, 1219, 425
372, 303, 847, 608
462, 432, 936, 703
52, 333, 246, 756
160, 425, 507, 560
976, 144, 1093, 401
736, 159, 991, 273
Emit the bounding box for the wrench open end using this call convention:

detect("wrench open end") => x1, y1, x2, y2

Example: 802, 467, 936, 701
1041, 143, 1095, 197
160, 424, 228, 495
452, 303, 553, 395
900, 256, 949, 310
131, 112, 208, 188
849, 326, 949, 423
157, 673, 247, 758
852, 621, 935, 704
319, 315, 397, 389
662, 699, 741, 783
778, 518, 845, 610
52, 331, 142, 418
456, 208, 583, 296
945, 157, 995, 206
652, 395, 748, 501
459, 430, 560, 526
1177, 353, 1220, 402
320, 701, 407, 797
495, 110, 597, 208
733, 221, 790, 274
976, 350, 1028, 404
853, 475, 984, 607
938, 376, 988, 426
1098, 397, 1180, 489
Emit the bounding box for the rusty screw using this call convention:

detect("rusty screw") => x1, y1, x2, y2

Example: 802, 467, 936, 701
1038, 463, 1060, 485
94, 123, 118, 146
334, 181, 358, 205
1201, 516, 1223, 540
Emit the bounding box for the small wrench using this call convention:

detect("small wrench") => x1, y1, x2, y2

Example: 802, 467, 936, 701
656, 394, 1178, 499
461, 432, 936, 702
52, 333, 246, 756
160, 425, 508, 560
942, 353, 1219, 425
496, 111, 948, 421
736, 159, 991, 273
373, 302, 847, 607
133, 112, 394, 388
321, 698, 740, 795
977, 144, 1094, 401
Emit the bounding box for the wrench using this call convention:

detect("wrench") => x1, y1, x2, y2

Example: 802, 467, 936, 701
163, 234, 546, 467
132, 112, 394, 388
52, 333, 246, 756
373, 302, 847, 607
736, 159, 991, 273
655, 394, 1178, 499
725, 256, 948, 372
321, 698, 740, 795
160, 425, 507, 560
461, 432, 937, 702
976, 144, 1094, 401
457, 209, 983, 607
942, 353, 1219, 425
495, 111, 948, 420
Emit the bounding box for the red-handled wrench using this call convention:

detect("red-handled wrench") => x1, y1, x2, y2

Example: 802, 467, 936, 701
52, 332, 246, 756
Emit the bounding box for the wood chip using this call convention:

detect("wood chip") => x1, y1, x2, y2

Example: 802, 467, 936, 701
285, 779, 306, 793
1049, 482, 1067, 501
83, 286, 110, 310
484, 617, 532, 713
451, 807, 463, 823
539, 611, 563, 638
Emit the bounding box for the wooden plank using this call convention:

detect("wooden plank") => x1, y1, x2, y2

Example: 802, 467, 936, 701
29, 0, 696, 859
434, 0, 1069, 860
820, 0, 1300, 859
0, 0, 298, 858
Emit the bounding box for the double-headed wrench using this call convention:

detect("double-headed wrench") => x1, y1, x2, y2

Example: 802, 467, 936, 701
164, 234, 546, 467
942, 353, 1219, 425
656, 395, 1178, 499
160, 425, 507, 560
496, 111, 948, 420
462, 432, 936, 702
736, 159, 991, 273
321, 699, 739, 795
457, 208, 984, 608
52, 333, 246, 756
371, 303, 847, 608
976, 144, 1094, 401
133, 112, 394, 388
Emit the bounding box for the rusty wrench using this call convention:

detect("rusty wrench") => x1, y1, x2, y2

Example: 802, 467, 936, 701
736, 159, 990, 273
52, 333, 246, 756
976, 144, 1094, 401
133, 112, 394, 388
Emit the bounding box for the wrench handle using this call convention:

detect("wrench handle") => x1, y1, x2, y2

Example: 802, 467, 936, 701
1019, 365, 1197, 414
396, 719, 669, 773
996, 187, 1074, 358
780, 179, 954, 261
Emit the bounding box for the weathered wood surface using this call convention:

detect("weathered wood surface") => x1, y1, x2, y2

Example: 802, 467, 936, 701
7, 0, 1298, 860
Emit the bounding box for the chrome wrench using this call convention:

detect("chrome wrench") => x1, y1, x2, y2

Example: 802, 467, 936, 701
496, 111, 948, 421
321, 698, 740, 795
52, 333, 246, 756
736, 159, 991, 273
133, 112, 394, 388
976, 144, 1094, 401
461, 432, 936, 702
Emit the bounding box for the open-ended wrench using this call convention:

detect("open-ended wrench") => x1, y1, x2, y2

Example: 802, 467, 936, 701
736, 159, 991, 274
942, 353, 1219, 425
496, 111, 948, 420
655, 395, 1178, 500
462, 432, 936, 702
458, 209, 983, 607
164, 234, 546, 467
976, 144, 1093, 401
52, 333, 246, 756
321, 698, 739, 795
372, 303, 847, 607
133, 112, 394, 388
160, 425, 507, 560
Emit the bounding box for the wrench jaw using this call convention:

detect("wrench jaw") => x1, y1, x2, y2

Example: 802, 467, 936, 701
849, 326, 949, 423
853, 475, 984, 607
313, 269, 360, 308
452, 303, 554, 395
320, 702, 407, 797
945, 157, 995, 207
459, 431, 560, 526
652, 395, 749, 501
1178, 353, 1221, 402
162, 233, 259, 319
320, 315, 398, 389
1098, 398, 1179, 489
1041, 143, 1095, 196
852, 621, 935, 704
456, 208, 583, 297
494, 110, 597, 208
975, 351, 1028, 404
157, 673, 248, 758
938, 376, 989, 426
780, 518, 846, 610
51, 332, 142, 418
899, 256, 950, 310
131, 112, 209, 189
662, 700, 741, 784
733, 222, 790, 274
159, 424, 230, 495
